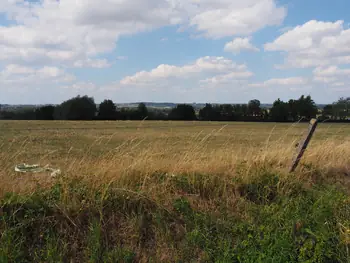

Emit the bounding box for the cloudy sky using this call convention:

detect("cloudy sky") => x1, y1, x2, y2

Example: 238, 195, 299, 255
1, 0, 350, 104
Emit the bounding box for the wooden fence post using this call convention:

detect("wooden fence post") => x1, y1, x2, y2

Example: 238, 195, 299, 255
289, 118, 318, 173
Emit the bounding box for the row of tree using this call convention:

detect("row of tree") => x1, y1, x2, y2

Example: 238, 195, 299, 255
0, 95, 349, 122
269, 96, 319, 122
322, 97, 350, 121
0, 96, 168, 121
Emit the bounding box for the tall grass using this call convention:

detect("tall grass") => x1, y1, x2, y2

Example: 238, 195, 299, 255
0, 121, 349, 262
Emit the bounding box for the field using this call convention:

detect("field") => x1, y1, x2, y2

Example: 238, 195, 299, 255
0, 121, 350, 262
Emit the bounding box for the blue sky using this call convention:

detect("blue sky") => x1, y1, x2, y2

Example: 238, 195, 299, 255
0, 0, 349, 104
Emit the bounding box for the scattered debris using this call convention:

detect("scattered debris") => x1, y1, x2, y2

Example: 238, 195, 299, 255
15, 163, 61, 177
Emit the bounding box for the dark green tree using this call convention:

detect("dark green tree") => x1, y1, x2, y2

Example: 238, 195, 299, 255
332, 97, 350, 120
248, 99, 262, 119
270, 99, 289, 122
220, 104, 235, 121
35, 105, 55, 120
296, 95, 318, 120
98, 100, 117, 120
321, 104, 334, 120
168, 104, 196, 120
288, 99, 299, 121
1, 108, 36, 120
54, 95, 97, 120
241, 104, 248, 119
199, 104, 213, 121
147, 108, 168, 120
137, 103, 149, 120
232, 104, 247, 120
199, 104, 221, 121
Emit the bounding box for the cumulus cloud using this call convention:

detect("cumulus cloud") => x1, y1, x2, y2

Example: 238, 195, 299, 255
2, 64, 35, 75
0, 64, 75, 85
189, 0, 286, 38
249, 77, 309, 87
0, 0, 286, 68
0, 0, 177, 67
313, 65, 350, 77
200, 72, 253, 85
249, 68, 350, 95
0, 0, 288, 104
120, 56, 253, 85
224, 38, 259, 54
313, 65, 350, 87
73, 59, 111, 69
265, 20, 350, 68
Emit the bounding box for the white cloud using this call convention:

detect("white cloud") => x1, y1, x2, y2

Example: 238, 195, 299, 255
313, 65, 350, 77
200, 71, 253, 85
265, 77, 309, 86
73, 59, 111, 69
37, 66, 65, 78
313, 76, 337, 84
0, 0, 286, 68
114, 56, 255, 103
0, 65, 75, 85
224, 38, 259, 54
249, 66, 350, 95
313, 65, 350, 88
1, 0, 179, 67
189, 0, 286, 38
61, 82, 97, 91
249, 77, 309, 87
6, 1, 350, 104
265, 20, 350, 68
0, 0, 287, 104
120, 56, 252, 85
2, 64, 35, 75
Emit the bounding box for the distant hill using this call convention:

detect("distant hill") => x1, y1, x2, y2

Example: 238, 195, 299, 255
115, 102, 179, 109
0, 104, 39, 111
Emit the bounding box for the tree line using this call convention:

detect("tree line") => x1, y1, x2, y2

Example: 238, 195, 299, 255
0, 95, 349, 122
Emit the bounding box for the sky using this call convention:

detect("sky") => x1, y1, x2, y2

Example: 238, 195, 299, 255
0, 0, 350, 105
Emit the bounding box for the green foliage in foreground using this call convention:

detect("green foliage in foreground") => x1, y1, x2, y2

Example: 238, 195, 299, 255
1, 171, 349, 262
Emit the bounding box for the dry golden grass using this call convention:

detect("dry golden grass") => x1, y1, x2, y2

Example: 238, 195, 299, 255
0, 120, 349, 195
1, 121, 349, 262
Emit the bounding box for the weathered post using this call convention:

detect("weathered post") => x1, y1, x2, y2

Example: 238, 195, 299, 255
289, 118, 318, 173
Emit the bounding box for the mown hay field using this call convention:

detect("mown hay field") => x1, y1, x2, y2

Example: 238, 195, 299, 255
0, 121, 350, 262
